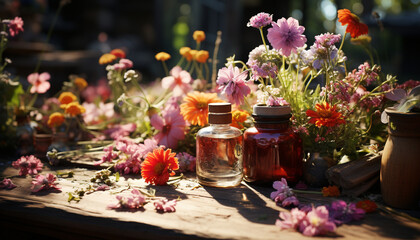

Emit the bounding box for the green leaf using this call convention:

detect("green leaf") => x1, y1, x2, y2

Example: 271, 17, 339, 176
114, 172, 120, 182
7, 84, 23, 107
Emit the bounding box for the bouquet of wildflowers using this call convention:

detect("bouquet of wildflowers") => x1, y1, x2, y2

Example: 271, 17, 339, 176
215, 10, 401, 161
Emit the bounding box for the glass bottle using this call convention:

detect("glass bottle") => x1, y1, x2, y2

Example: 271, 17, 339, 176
243, 104, 303, 185
196, 103, 243, 187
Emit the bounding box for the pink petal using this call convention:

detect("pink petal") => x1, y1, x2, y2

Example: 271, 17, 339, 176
38, 72, 51, 82
27, 73, 38, 84
150, 114, 164, 130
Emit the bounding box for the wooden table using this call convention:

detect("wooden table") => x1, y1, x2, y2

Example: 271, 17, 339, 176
1, 160, 420, 240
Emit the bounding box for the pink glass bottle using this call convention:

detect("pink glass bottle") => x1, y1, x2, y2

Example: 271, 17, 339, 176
196, 103, 243, 187
243, 105, 303, 184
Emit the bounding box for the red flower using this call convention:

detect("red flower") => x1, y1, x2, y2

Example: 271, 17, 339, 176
141, 148, 179, 185
110, 49, 126, 58
306, 102, 346, 128
337, 9, 368, 38
356, 200, 377, 213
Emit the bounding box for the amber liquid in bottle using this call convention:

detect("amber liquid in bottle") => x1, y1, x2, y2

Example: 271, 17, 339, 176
243, 107, 303, 185
196, 124, 243, 187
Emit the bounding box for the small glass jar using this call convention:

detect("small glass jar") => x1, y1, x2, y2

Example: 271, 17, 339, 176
196, 103, 243, 187
243, 105, 303, 184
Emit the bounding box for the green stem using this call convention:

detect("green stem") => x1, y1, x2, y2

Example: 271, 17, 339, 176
259, 27, 268, 51
161, 61, 169, 76
338, 33, 347, 53
0, 24, 6, 65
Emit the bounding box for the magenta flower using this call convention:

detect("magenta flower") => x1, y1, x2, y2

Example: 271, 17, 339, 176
31, 173, 61, 192
27, 72, 51, 94
266, 96, 289, 106
276, 208, 306, 230
12, 155, 43, 176
161, 66, 193, 97
216, 65, 251, 105
267, 17, 306, 57
151, 108, 186, 149
247, 12, 273, 28
271, 178, 300, 208
299, 206, 336, 236
7, 17, 24, 37
0, 178, 17, 190
154, 198, 177, 212
327, 200, 365, 225
108, 189, 146, 209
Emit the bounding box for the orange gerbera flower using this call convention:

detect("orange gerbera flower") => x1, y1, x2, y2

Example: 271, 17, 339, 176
64, 102, 86, 116
74, 77, 88, 91
110, 48, 126, 58
141, 148, 179, 185
180, 91, 224, 126
231, 109, 249, 129
180, 47, 193, 61
47, 112, 65, 128
306, 102, 346, 128
322, 185, 340, 197
356, 200, 377, 213
58, 92, 77, 105
196, 50, 209, 63
155, 52, 171, 61
99, 53, 116, 65
337, 9, 368, 38
193, 30, 205, 43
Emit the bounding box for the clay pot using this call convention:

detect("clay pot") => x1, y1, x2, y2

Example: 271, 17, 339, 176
381, 108, 420, 209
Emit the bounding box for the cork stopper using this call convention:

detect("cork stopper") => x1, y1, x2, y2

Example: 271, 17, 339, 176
208, 103, 232, 124
209, 103, 231, 113
253, 104, 291, 116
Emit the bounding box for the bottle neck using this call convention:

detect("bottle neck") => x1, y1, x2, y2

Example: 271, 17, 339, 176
210, 123, 231, 130
254, 121, 290, 131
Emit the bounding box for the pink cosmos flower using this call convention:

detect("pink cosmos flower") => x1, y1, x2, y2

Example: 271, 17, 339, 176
12, 155, 43, 176
161, 66, 193, 97
247, 12, 273, 28
7, 17, 24, 37
154, 198, 177, 212
216, 65, 251, 105
27, 72, 51, 94
82, 79, 111, 103
113, 59, 133, 70
276, 208, 306, 230
299, 206, 336, 236
267, 17, 306, 57
108, 189, 146, 209
31, 173, 61, 192
82, 102, 115, 125
0, 178, 17, 190
151, 108, 186, 149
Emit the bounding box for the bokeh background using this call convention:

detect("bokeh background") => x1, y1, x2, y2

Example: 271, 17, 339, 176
1, 0, 420, 96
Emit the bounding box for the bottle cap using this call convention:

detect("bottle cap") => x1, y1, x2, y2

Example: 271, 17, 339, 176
209, 103, 231, 113
253, 104, 291, 116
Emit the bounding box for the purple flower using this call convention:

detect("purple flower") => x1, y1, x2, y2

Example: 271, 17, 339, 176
267, 17, 306, 57
271, 178, 299, 207
176, 152, 196, 173
154, 198, 177, 212
247, 12, 273, 28
247, 45, 279, 80
299, 206, 336, 236
216, 65, 251, 105
282, 196, 300, 207
327, 200, 365, 225
108, 189, 146, 209
315, 33, 341, 48
0, 178, 16, 190
266, 96, 289, 106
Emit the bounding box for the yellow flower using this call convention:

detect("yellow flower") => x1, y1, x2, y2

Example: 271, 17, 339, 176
74, 77, 88, 90
99, 53, 116, 65
65, 102, 86, 116
193, 30, 205, 43
231, 109, 249, 129
180, 47, 193, 61
180, 91, 224, 126
58, 92, 77, 106
155, 52, 171, 61
350, 34, 372, 46
196, 50, 209, 63
189, 50, 198, 61
47, 112, 65, 128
